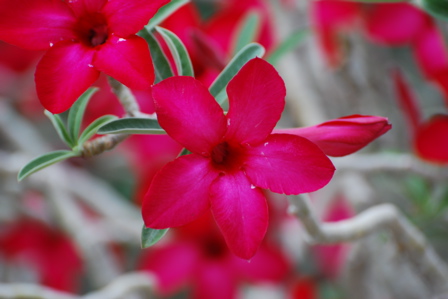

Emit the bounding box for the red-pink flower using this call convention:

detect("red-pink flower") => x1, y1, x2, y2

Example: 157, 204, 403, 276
142, 58, 335, 259
139, 212, 290, 299
275, 115, 391, 157
0, 0, 169, 113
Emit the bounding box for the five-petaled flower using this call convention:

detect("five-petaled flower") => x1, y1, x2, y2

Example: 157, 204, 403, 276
143, 58, 336, 259
0, 0, 169, 113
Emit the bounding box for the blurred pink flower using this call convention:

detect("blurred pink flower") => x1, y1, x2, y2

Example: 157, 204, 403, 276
0, 219, 81, 291
139, 212, 290, 299
313, 197, 353, 279
0, 0, 169, 113
393, 70, 448, 164
143, 58, 335, 259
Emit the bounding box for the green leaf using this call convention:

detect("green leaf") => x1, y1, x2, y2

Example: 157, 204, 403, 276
209, 43, 265, 106
267, 29, 308, 65
417, 0, 448, 21
141, 226, 169, 248
156, 27, 194, 77
232, 11, 261, 55
78, 115, 118, 145
67, 88, 98, 143
139, 28, 174, 82
146, 0, 190, 31
18, 150, 79, 181
97, 118, 165, 135
44, 110, 74, 148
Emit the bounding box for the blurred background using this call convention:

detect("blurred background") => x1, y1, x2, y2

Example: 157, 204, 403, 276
1, 0, 448, 298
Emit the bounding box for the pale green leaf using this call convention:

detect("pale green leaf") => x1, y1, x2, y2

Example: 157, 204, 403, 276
267, 29, 308, 65
44, 110, 74, 148
18, 150, 79, 181
156, 27, 194, 77
232, 11, 261, 55
146, 0, 190, 31
78, 115, 118, 145
97, 118, 165, 135
139, 28, 174, 82
209, 43, 265, 106
67, 88, 98, 143
141, 226, 169, 248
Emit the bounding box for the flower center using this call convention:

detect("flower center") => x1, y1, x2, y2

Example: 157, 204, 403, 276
211, 141, 246, 173
75, 13, 109, 48
201, 235, 227, 259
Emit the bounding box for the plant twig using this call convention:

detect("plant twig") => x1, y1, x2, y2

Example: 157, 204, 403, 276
288, 194, 448, 292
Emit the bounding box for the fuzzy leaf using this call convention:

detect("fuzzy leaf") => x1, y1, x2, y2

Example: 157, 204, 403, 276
156, 27, 194, 77
141, 226, 169, 248
67, 88, 98, 142
146, 0, 190, 31
44, 110, 74, 148
209, 43, 265, 106
78, 115, 118, 145
18, 150, 79, 181
139, 28, 174, 82
267, 29, 308, 65
418, 0, 448, 20
232, 11, 261, 55
97, 118, 165, 134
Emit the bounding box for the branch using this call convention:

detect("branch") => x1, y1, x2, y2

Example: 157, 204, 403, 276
0, 272, 156, 299
332, 153, 448, 180
288, 194, 448, 292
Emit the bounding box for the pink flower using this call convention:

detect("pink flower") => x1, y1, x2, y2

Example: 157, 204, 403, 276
139, 212, 290, 299
0, 218, 82, 291
275, 115, 391, 157
0, 0, 169, 113
142, 58, 335, 259
393, 70, 448, 164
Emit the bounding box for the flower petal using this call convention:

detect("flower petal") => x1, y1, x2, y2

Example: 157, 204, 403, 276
244, 134, 335, 194
67, 0, 107, 16
0, 0, 76, 50
210, 171, 268, 259
414, 115, 448, 164
225, 58, 286, 145
192, 261, 237, 299
152, 76, 227, 155
392, 71, 421, 135
363, 3, 427, 45
103, 0, 169, 36
139, 242, 200, 294
142, 154, 219, 228
93, 35, 154, 89
275, 115, 391, 157
35, 42, 99, 114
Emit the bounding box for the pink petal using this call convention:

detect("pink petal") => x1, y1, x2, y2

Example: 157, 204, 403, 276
103, 0, 170, 37
35, 42, 100, 114
276, 115, 391, 157
363, 3, 427, 45
210, 171, 268, 259
152, 76, 227, 155
93, 35, 154, 89
139, 242, 200, 294
225, 58, 286, 145
142, 154, 219, 228
232, 245, 290, 282
245, 134, 334, 194
0, 0, 76, 50
413, 26, 448, 79
392, 70, 421, 135
67, 0, 107, 16
414, 115, 448, 164
192, 261, 237, 299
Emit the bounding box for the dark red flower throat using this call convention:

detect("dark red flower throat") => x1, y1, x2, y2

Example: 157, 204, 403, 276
75, 13, 109, 47
211, 141, 246, 172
